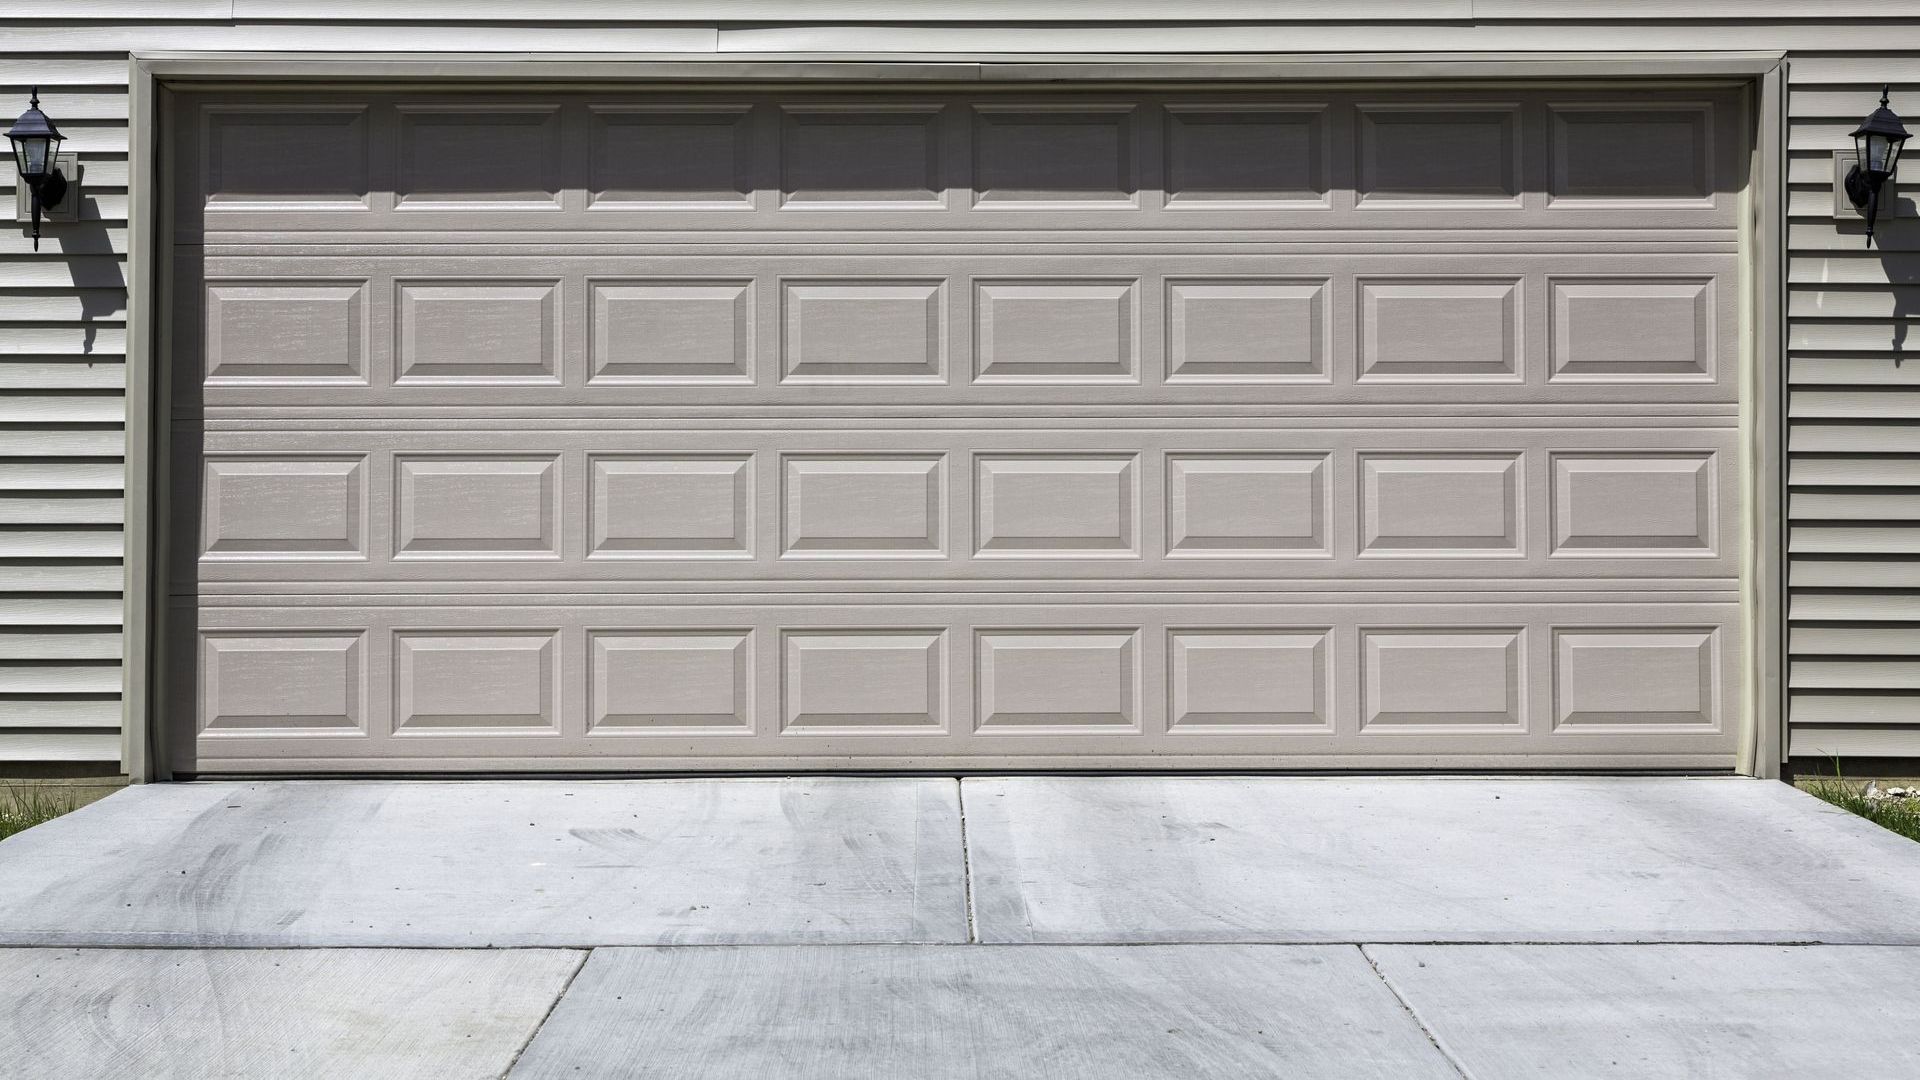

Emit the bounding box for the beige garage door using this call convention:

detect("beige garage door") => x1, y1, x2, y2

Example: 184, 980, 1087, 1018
164, 84, 1747, 774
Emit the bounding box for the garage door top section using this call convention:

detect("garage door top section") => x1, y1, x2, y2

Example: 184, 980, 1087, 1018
167, 85, 1746, 773
178, 87, 1744, 224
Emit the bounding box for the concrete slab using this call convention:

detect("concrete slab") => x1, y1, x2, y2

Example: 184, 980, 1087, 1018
1367, 944, 1920, 1078
963, 777, 1920, 943
0, 947, 582, 1080
507, 944, 1458, 1079
0, 778, 966, 946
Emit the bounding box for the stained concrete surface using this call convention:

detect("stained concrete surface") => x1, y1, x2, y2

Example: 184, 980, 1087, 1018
0, 778, 967, 946
1367, 944, 1920, 1078
963, 776, 1920, 943
506, 944, 1460, 1080
3, 776, 1920, 1078
0, 947, 582, 1080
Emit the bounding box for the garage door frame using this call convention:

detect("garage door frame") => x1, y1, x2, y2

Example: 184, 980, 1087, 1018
121, 50, 1788, 781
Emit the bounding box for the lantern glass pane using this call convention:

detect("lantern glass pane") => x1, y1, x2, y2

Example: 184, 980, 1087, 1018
14, 135, 50, 178
1868, 132, 1894, 173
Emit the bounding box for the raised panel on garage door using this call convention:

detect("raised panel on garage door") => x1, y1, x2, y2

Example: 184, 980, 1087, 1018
165, 84, 1746, 773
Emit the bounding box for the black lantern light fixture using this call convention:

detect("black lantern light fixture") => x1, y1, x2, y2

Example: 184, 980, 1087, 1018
1844, 86, 1910, 247
6, 89, 68, 252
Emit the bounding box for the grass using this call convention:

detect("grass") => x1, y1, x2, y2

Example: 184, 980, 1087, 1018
1802, 762, 1920, 844
0, 782, 80, 841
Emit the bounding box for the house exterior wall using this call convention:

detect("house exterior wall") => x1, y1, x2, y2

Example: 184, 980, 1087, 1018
0, 3, 1912, 773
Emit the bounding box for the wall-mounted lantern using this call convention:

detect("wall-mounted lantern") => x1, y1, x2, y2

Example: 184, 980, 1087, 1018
6, 89, 69, 251
1844, 86, 1910, 247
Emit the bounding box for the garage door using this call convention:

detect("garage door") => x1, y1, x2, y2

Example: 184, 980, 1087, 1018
164, 84, 1746, 774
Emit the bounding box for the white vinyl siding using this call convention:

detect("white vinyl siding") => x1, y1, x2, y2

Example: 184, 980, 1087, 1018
0, 6, 1916, 770
0, 51, 128, 765
1784, 55, 1920, 761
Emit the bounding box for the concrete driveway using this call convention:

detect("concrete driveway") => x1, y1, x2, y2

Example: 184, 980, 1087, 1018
2, 777, 1918, 1078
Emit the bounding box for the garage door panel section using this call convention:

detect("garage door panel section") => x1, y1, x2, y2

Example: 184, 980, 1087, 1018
173, 427, 1738, 583
174, 89, 1745, 235
167, 84, 1744, 773
176, 252, 1741, 408
169, 600, 1738, 770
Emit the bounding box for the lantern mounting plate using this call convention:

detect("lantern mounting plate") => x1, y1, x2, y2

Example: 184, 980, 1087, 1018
12, 152, 80, 226
1834, 150, 1910, 221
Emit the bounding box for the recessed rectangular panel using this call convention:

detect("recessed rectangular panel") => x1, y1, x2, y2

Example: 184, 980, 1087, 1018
781, 107, 943, 207
201, 633, 364, 734
1165, 106, 1327, 206
393, 631, 558, 733
781, 280, 945, 383
203, 456, 366, 559
1551, 104, 1712, 203
395, 455, 559, 559
1169, 630, 1332, 731
590, 281, 753, 385
1362, 629, 1525, 731
1167, 279, 1327, 383
1357, 105, 1520, 204
976, 454, 1138, 558
203, 106, 369, 208
1550, 277, 1714, 382
591, 631, 753, 733
976, 630, 1138, 732
397, 281, 559, 384
1551, 453, 1716, 556
204, 282, 367, 384
975, 280, 1136, 382
1167, 453, 1331, 558
974, 108, 1135, 206
589, 105, 753, 208
1359, 279, 1520, 381
783, 454, 945, 558
782, 630, 945, 733
1554, 628, 1718, 730
396, 106, 561, 207
590, 454, 753, 559
1361, 454, 1522, 556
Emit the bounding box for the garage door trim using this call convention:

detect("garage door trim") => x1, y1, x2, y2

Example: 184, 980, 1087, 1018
122, 51, 1787, 781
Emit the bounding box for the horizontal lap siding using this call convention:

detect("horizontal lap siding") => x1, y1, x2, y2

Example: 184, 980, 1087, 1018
1786, 56, 1920, 761
2, 11, 1917, 771
0, 51, 126, 766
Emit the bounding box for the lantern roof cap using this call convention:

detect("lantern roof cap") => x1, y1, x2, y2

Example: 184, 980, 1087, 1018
6, 89, 63, 144
1851, 86, 1910, 142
